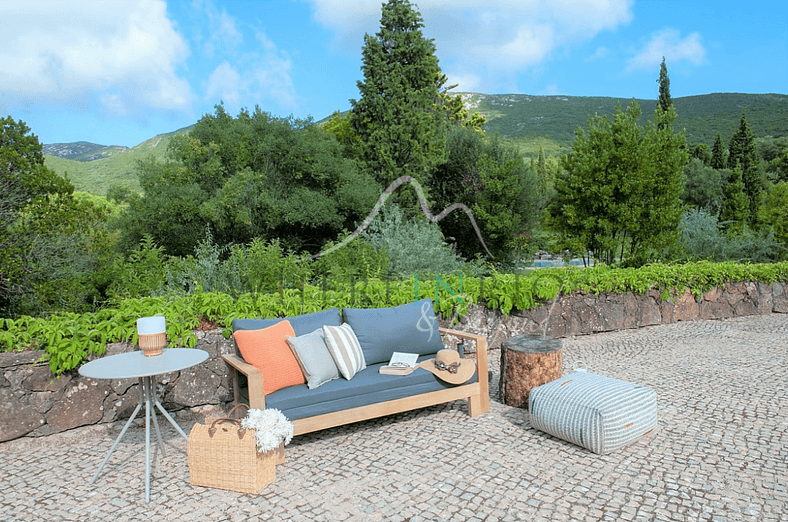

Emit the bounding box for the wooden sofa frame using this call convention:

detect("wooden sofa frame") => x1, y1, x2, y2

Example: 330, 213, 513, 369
222, 328, 490, 436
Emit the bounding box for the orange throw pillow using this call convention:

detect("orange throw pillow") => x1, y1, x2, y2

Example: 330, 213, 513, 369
234, 321, 305, 395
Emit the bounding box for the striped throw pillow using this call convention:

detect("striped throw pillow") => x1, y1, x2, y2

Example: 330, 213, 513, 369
322, 323, 366, 380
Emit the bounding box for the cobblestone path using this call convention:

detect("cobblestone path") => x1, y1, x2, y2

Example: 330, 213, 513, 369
1, 314, 785, 521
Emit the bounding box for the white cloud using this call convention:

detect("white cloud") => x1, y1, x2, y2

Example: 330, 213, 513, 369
0, 0, 193, 116
304, 0, 634, 91
626, 28, 706, 72
202, 33, 296, 112
204, 62, 243, 105
194, 0, 244, 58
445, 72, 483, 93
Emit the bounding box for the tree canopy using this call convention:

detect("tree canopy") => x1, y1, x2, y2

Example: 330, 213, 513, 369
430, 127, 540, 260
350, 0, 448, 193
547, 100, 687, 265
117, 106, 380, 257
728, 113, 763, 223
1, 116, 113, 316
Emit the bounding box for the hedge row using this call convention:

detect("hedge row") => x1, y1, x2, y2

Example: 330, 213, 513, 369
2, 261, 786, 376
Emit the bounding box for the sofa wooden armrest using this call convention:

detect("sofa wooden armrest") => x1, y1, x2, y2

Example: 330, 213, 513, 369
439, 327, 490, 416
222, 353, 265, 410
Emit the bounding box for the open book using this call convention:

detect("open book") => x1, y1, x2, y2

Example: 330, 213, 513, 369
379, 352, 420, 375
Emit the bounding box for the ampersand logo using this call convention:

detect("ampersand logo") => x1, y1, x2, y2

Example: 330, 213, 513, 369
416, 300, 436, 342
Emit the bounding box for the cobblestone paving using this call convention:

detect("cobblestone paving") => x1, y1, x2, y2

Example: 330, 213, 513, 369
1, 314, 786, 521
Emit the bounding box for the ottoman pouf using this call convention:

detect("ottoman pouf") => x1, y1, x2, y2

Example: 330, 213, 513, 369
528, 370, 657, 454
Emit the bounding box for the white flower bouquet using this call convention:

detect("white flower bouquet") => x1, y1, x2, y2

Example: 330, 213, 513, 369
241, 408, 294, 454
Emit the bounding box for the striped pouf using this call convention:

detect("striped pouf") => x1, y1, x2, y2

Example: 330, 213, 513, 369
528, 370, 657, 454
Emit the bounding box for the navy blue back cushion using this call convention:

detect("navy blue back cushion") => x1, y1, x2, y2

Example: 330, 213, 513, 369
343, 298, 444, 365
232, 308, 342, 336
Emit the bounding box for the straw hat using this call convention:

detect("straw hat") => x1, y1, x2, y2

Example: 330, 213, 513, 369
419, 349, 475, 384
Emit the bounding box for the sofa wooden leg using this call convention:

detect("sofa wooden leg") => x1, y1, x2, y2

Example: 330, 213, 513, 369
468, 395, 483, 416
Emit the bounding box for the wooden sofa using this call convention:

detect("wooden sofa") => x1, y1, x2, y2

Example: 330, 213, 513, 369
222, 302, 490, 436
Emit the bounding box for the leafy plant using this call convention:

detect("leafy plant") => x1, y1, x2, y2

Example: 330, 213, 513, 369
3, 261, 787, 375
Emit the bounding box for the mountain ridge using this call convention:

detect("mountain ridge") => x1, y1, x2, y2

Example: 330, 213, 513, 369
43, 93, 786, 195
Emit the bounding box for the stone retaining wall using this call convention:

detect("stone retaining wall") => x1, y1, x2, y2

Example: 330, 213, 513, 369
0, 330, 235, 443
453, 281, 787, 351
1, 281, 785, 442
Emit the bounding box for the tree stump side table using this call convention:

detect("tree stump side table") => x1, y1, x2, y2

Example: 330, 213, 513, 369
499, 334, 563, 408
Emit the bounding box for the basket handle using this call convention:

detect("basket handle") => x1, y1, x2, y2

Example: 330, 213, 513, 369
208, 417, 247, 439
226, 403, 250, 419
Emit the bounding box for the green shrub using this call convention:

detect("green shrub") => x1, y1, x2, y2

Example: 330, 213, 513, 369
758, 181, 788, 259
311, 230, 389, 281
679, 209, 784, 262
679, 208, 726, 261
105, 235, 169, 299
228, 238, 311, 294
366, 204, 466, 276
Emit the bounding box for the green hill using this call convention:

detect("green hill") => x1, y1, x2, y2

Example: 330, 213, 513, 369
462, 92, 788, 156
45, 93, 787, 195
44, 126, 193, 196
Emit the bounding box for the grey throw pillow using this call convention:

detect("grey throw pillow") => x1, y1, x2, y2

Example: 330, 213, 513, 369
286, 328, 340, 389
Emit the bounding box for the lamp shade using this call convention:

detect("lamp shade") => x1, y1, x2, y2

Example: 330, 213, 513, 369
137, 315, 166, 335
137, 316, 166, 356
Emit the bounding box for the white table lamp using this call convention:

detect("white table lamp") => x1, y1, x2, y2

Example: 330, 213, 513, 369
137, 316, 166, 356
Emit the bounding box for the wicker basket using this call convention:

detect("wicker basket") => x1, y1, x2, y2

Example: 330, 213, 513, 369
138, 332, 166, 356
188, 416, 278, 494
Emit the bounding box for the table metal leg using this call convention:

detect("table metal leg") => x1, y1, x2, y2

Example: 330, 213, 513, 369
144, 378, 151, 503
91, 372, 192, 503
90, 378, 144, 484
148, 375, 166, 456
152, 395, 189, 440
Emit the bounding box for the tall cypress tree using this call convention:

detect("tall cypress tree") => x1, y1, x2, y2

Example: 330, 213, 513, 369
657, 57, 672, 112
728, 113, 762, 223
656, 57, 673, 132
710, 132, 726, 170
350, 0, 447, 194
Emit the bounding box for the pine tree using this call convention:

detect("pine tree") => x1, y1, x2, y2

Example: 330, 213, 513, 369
719, 166, 750, 235
710, 132, 726, 170
350, 0, 447, 194
728, 113, 762, 224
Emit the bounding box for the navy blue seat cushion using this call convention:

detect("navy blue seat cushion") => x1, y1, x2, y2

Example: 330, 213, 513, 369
342, 299, 445, 365
265, 355, 478, 421
232, 308, 342, 336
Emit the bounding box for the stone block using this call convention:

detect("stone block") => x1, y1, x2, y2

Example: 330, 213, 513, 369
22, 364, 71, 392
733, 299, 758, 317
100, 388, 140, 424
674, 289, 699, 322
637, 295, 662, 326
28, 391, 57, 414
0, 350, 43, 370
724, 282, 745, 306
774, 292, 788, 313
698, 299, 734, 320
46, 379, 109, 433
660, 298, 675, 324
168, 366, 224, 407
0, 387, 45, 442
754, 283, 774, 314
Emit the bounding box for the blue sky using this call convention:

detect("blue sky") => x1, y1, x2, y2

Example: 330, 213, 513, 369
1, 0, 786, 147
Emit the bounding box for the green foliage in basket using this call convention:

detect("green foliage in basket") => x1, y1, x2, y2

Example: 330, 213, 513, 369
2, 261, 786, 375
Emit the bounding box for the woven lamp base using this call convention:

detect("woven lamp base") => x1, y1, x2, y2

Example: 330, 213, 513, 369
139, 333, 166, 357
